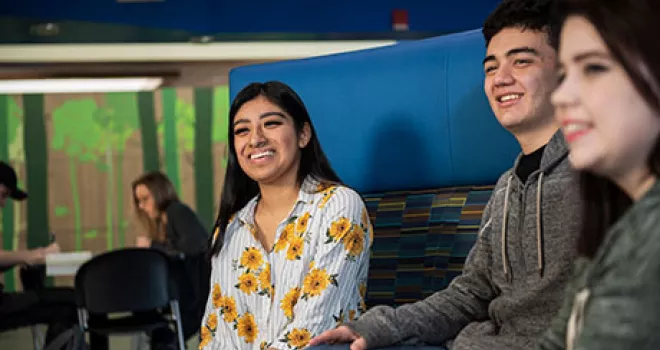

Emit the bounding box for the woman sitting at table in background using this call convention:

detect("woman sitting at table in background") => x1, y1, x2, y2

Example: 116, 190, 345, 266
199, 81, 372, 350
132, 171, 210, 349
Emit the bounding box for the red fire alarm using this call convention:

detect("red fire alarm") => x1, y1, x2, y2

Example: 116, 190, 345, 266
392, 9, 409, 31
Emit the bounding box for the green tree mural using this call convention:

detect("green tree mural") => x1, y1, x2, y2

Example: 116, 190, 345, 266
194, 88, 214, 229
3, 86, 228, 266
158, 93, 195, 196
213, 86, 230, 154
176, 98, 196, 152
51, 99, 103, 250
8, 98, 25, 258
161, 89, 182, 195
24, 94, 49, 251
0, 95, 24, 291
138, 92, 160, 172
103, 93, 139, 248
91, 107, 116, 250
153, 86, 229, 229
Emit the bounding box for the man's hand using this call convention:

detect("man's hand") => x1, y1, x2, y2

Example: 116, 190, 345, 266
23, 248, 45, 266
43, 242, 60, 255
309, 326, 368, 350
24, 242, 60, 265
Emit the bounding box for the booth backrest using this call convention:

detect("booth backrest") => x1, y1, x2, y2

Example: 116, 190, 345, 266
229, 29, 521, 306
229, 29, 519, 194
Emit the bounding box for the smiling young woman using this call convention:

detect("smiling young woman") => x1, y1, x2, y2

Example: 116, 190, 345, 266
200, 81, 372, 350
538, 0, 660, 349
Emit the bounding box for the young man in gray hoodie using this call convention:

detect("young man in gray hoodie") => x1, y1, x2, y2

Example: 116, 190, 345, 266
308, 1, 581, 350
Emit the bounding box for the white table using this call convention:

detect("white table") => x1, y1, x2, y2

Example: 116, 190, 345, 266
45, 251, 93, 277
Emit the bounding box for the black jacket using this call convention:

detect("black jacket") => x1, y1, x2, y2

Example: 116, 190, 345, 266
151, 201, 210, 339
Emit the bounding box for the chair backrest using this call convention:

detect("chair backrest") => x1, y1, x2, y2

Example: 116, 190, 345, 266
74, 248, 173, 314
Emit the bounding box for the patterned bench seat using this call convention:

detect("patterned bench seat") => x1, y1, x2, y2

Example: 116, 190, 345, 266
363, 186, 493, 308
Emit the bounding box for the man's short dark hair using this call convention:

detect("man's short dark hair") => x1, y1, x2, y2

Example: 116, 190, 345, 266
482, 0, 559, 48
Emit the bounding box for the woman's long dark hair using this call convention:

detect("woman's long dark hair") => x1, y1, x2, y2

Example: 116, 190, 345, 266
554, 0, 660, 258
210, 81, 342, 257
132, 171, 179, 243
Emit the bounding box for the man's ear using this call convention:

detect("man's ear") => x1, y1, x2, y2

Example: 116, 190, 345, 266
299, 122, 312, 148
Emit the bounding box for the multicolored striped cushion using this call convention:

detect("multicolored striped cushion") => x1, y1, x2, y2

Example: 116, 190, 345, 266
363, 186, 493, 308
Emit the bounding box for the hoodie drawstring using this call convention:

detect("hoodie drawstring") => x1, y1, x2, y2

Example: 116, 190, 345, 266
566, 289, 591, 350
536, 172, 545, 277
501, 175, 513, 281
501, 172, 546, 281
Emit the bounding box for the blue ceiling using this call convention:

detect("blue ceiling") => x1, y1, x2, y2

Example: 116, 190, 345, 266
0, 0, 501, 43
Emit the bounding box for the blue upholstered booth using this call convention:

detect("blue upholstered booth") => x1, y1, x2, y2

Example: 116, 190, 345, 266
229, 29, 520, 194
228, 29, 522, 308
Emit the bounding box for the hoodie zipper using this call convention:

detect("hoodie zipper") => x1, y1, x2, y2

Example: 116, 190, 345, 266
517, 180, 527, 278
507, 170, 546, 282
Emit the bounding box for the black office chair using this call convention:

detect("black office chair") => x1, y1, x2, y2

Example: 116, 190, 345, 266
74, 248, 186, 349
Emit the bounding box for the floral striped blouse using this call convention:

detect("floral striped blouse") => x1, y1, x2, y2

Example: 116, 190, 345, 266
199, 176, 372, 350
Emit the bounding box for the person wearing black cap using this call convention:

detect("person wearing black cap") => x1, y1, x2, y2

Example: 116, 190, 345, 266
0, 160, 27, 201
0, 161, 78, 347
0, 161, 59, 271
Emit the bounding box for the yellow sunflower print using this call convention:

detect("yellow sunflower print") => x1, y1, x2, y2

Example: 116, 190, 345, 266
207, 312, 218, 331
236, 312, 258, 344
198, 325, 212, 349
211, 283, 222, 308
258, 263, 273, 297
240, 247, 263, 271
302, 267, 338, 299
280, 286, 301, 319
274, 222, 294, 253
284, 328, 312, 349
326, 217, 352, 242
348, 309, 357, 321
343, 225, 365, 259
236, 272, 259, 295
317, 185, 337, 208
220, 296, 238, 323
361, 208, 374, 247
361, 208, 369, 228
296, 212, 311, 234
286, 235, 305, 261
359, 282, 368, 312
316, 182, 332, 192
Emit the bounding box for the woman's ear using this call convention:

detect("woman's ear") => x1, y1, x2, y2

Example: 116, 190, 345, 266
298, 122, 312, 148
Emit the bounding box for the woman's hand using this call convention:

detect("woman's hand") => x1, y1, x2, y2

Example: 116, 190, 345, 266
309, 326, 368, 350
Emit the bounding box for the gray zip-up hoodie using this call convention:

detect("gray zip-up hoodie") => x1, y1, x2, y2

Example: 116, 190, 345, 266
538, 180, 660, 350
346, 131, 581, 350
